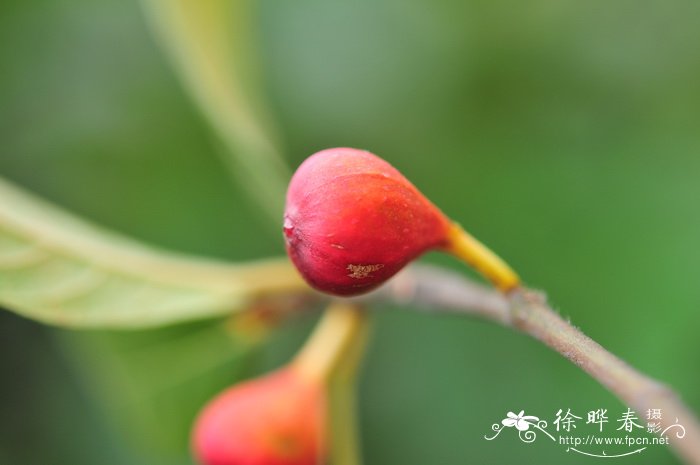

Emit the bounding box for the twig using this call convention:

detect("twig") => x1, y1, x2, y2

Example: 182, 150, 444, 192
360, 264, 700, 465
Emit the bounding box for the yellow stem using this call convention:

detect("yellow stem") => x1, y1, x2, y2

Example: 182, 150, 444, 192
292, 302, 368, 383
292, 302, 369, 465
329, 374, 364, 465
444, 222, 520, 292
329, 312, 369, 465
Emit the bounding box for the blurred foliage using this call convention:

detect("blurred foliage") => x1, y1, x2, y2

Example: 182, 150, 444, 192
1, 0, 699, 464
0, 178, 304, 328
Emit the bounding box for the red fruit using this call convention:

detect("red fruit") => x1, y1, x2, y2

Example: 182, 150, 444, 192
284, 148, 522, 294
193, 368, 324, 465
284, 148, 451, 296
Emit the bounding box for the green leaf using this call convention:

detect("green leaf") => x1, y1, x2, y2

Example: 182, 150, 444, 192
0, 177, 305, 328
141, 0, 291, 223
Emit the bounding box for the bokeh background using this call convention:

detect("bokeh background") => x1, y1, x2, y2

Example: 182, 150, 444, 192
1, 0, 699, 464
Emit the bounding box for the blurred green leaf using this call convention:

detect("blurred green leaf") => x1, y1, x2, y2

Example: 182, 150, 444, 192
141, 0, 291, 222
0, 177, 304, 328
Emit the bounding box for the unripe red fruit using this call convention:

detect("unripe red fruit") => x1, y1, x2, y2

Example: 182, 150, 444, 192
284, 148, 451, 296
192, 368, 324, 465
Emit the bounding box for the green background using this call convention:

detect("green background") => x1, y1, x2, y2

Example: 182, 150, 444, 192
1, 0, 699, 464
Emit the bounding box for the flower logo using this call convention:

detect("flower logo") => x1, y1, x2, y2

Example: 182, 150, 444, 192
502, 411, 540, 431
486, 409, 554, 442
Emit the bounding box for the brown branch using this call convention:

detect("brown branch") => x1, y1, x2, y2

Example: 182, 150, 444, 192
359, 265, 700, 465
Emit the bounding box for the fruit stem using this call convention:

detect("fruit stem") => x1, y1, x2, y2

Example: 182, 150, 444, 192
328, 307, 369, 465
292, 302, 369, 465
292, 302, 368, 383
444, 222, 520, 292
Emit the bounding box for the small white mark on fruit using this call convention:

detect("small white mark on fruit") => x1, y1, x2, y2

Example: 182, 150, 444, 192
330, 243, 345, 249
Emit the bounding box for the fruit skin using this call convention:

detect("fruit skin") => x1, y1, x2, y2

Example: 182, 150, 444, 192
284, 148, 451, 296
192, 368, 324, 465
